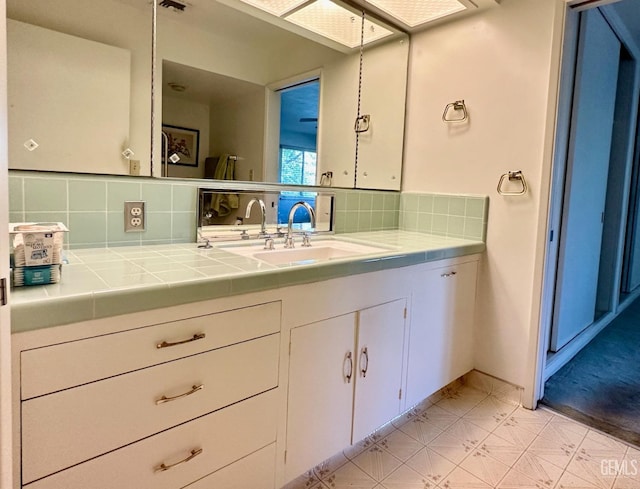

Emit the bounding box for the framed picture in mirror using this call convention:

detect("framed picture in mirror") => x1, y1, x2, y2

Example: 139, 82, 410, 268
162, 124, 199, 166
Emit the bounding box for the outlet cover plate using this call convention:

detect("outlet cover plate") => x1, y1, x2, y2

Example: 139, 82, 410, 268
124, 201, 146, 232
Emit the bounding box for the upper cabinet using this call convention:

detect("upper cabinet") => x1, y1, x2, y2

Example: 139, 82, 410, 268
6, 0, 152, 175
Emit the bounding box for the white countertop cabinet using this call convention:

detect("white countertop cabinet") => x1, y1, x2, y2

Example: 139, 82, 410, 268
12, 254, 480, 489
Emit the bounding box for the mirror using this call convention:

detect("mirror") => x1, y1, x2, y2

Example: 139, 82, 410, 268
197, 188, 334, 242
6, 0, 152, 175
156, 0, 408, 190
5, 0, 409, 191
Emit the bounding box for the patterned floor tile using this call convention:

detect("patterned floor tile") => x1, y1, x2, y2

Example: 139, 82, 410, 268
511, 451, 564, 488
381, 463, 438, 489
314, 452, 350, 480
492, 421, 538, 448
344, 436, 377, 461
555, 470, 603, 488
502, 407, 554, 436
478, 433, 528, 466
351, 445, 403, 482
321, 461, 378, 489
580, 430, 628, 456
497, 468, 547, 489
612, 475, 640, 488
527, 433, 579, 470
398, 416, 443, 445
405, 447, 456, 485
464, 396, 519, 432
428, 430, 476, 465
419, 404, 461, 431
491, 382, 522, 406
437, 387, 488, 417
566, 447, 620, 489
375, 428, 425, 462
286, 386, 640, 489
460, 449, 511, 486
538, 418, 589, 448
446, 419, 492, 447
439, 466, 493, 488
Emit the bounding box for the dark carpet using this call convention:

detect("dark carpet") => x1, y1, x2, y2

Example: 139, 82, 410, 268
541, 297, 640, 446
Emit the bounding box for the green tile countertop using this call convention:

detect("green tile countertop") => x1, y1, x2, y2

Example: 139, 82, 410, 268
10, 231, 485, 333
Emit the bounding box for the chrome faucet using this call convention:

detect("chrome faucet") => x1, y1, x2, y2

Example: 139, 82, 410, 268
245, 198, 267, 237
285, 201, 316, 249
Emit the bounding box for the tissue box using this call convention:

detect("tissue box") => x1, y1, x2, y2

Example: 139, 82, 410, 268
12, 264, 62, 286
10, 222, 68, 266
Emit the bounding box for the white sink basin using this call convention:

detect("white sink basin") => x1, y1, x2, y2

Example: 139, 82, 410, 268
219, 239, 390, 266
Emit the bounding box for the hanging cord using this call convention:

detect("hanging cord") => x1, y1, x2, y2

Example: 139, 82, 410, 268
354, 10, 365, 188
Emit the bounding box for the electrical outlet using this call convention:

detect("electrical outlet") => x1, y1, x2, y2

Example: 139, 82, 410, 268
129, 159, 141, 176
124, 201, 146, 232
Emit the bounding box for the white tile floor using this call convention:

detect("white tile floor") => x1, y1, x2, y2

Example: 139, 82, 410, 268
284, 385, 640, 489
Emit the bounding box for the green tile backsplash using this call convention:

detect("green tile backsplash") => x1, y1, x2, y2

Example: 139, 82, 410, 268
8, 170, 489, 248
9, 171, 198, 249
400, 192, 489, 241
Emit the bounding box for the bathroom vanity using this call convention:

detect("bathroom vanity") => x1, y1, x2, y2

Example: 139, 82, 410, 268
10, 232, 482, 489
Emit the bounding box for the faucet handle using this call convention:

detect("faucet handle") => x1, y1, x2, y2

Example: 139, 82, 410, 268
284, 235, 295, 249
264, 238, 275, 250
302, 233, 311, 247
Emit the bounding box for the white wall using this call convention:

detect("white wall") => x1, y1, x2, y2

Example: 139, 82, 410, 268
209, 90, 266, 184
403, 0, 564, 389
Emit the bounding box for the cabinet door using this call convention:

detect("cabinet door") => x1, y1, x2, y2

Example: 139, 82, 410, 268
285, 314, 356, 483
352, 299, 406, 442
405, 261, 477, 408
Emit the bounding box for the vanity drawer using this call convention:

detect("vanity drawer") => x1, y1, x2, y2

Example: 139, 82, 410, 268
21, 300, 281, 399
183, 444, 276, 489
22, 333, 280, 484
24, 389, 278, 489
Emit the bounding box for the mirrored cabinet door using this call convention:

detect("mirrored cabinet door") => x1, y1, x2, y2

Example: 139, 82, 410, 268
6, 0, 152, 176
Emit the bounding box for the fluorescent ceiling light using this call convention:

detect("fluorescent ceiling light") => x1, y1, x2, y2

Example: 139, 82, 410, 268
237, 0, 309, 17
285, 0, 393, 48
365, 0, 467, 27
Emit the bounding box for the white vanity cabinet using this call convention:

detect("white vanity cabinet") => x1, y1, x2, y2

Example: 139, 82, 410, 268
13, 254, 481, 489
404, 259, 478, 408
284, 299, 406, 481
15, 301, 282, 489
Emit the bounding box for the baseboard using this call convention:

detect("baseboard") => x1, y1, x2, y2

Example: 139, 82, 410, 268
462, 369, 524, 406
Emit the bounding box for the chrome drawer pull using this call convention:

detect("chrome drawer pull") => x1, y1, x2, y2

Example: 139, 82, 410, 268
440, 271, 457, 278
360, 347, 369, 378
155, 448, 203, 473
156, 384, 204, 405
344, 351, 353, 384
156, 333, 206, 349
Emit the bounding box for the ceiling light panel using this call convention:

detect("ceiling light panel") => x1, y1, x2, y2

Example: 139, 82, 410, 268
238, 0, 309, 17
365, 0, 467, 27
286, 0, 393, 48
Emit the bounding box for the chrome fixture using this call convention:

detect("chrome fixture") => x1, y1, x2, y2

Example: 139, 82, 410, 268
302, 233, 312, 247
285, 201, 316, 249
264, 238, 275, 250
442, 100, 468, 123
245, 198, 268, 237
497, 170, 528, 196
